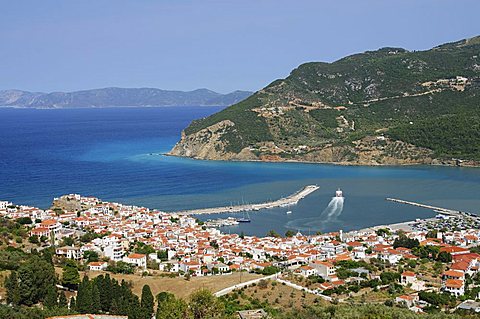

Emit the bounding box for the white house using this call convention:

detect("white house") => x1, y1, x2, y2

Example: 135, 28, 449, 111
299, 265, 317, 277
40, 219, 62, 234
88, 261, 108, 271
104, 243, 124, 261
123, 253, 147, 270
0, 201, 12, 210
443, 279, 465, 296
309, 261, 336, 280
56, 246, 82, 260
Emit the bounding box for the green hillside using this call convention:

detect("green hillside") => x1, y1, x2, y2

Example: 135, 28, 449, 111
170, 36, 480, 165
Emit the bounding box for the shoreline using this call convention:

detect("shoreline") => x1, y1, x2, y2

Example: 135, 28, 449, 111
163, 153, 480, 168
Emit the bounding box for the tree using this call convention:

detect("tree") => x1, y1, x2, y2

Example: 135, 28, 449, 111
11, 255, 56, 306
393, 234, 419, 249
134, 242, 155, 255
69, 297, 76, 311
189, 289, 225, 319
5, 271, 20, 305
28, 235, 39, 244
96, 274, 113, 312
266, 230, 280, 238
157, 250, 168, 262
91, 283, 101, 314
58, 291, 68, 308
83, 250, 99, 263
44, 285, 58, 309
76, 276, 93, 313
261, 266, 280, 275
61, 237, 74, 246
437, 251, 452, 263
62, 260, 80, 289
16, 217, 32, 225
156, 292, 188, 319
285, 230, 295, 237
380, 272, 400, 285
376, 228, 391, 237
140, 285, 154, 319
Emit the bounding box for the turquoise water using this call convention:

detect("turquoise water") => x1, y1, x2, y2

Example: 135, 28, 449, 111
1, 107, 479, 236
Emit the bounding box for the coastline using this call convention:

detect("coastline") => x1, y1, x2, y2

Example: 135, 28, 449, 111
163, 152, 480, 168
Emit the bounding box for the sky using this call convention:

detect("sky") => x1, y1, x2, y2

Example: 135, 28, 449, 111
0, 0, 479, 93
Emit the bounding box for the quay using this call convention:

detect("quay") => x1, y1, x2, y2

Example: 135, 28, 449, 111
173, 185, 319, 216
386, 198, 468, 216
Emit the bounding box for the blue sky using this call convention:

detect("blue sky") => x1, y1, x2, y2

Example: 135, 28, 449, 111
0, 0, 479, 93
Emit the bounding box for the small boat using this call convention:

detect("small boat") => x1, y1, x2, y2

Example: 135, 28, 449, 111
286, 211, 292, 214
237, 211, 251, 223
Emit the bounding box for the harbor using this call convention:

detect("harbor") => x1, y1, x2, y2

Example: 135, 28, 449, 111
173, 185, 319, 216
385, 197, 471, 216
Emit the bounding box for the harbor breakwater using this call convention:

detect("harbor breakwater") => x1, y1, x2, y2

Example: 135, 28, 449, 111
173, 185, 319, 216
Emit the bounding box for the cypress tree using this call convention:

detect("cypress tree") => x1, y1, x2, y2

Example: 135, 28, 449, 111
44, 285, 58, 309
5, 271, 20, 306
77, 276, 93, 313
69, 297, 76, 310
140, 285, 154, 319
91, 282, 101, 313
127, 295, 141, 319
102, 274, 112, 311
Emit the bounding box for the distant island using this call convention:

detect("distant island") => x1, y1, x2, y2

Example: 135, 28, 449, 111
0, 87, 252, 108
169, 36, 480, 167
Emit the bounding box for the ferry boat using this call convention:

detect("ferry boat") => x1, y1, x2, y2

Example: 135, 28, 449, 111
335, 188, 343, 197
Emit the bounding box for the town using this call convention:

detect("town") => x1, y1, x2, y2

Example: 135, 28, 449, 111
1, 194, 480, 315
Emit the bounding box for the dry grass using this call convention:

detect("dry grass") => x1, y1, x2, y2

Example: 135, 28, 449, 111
66, 269, 263, 299
0, 270, 11, 300
231, 279, 328, 310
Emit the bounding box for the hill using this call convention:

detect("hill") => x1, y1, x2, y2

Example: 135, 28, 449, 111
0, 88, 252, 108
169, 36, 480, 166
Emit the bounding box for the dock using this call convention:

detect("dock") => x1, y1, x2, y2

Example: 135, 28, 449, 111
386, 198, 465, 216
174, 185, 319, 216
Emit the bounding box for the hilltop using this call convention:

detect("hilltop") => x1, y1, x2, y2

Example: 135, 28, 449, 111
0, 88, 252, 108
169, 36, 480, 166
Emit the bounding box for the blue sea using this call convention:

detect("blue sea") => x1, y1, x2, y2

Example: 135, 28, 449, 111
1, 107, 480, 236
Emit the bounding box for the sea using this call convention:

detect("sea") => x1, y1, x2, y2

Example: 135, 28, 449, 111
1, 107, 480, 237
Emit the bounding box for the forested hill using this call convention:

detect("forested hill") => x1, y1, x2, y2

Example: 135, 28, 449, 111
169, 36, 480, 166
0, 88, 252, 108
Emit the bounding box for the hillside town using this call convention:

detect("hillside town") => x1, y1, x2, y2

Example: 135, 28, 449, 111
2, 194, 480, 314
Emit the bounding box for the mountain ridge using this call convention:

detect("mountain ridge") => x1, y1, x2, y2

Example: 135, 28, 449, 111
169, 36, 480, 166
0, 87, 253, 108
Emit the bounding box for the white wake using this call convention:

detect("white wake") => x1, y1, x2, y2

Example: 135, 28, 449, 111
320, 196, 344, 222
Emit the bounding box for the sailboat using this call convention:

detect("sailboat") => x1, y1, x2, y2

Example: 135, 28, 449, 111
237, 210, 251, 223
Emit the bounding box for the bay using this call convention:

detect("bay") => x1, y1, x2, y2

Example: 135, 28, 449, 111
1, 107, 479, 236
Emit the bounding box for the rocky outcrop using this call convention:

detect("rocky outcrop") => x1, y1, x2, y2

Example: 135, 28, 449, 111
169, 132, 437, 166
168, 120, 258, 161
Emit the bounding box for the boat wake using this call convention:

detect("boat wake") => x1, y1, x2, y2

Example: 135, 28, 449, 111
285, 193, 345, 232
321, 196, 344, 223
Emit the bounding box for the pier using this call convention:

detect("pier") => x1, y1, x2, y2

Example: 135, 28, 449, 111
386, 198, 465, 216
174, 185, 319, 216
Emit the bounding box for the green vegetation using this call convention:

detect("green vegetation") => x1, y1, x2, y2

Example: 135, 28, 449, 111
177, 35, 480, 162
184, 94, 272, 153
393, 234, 420, 249
62, 259, 81, 289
